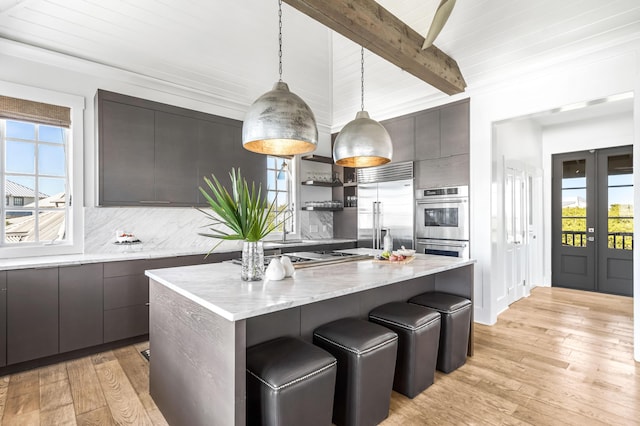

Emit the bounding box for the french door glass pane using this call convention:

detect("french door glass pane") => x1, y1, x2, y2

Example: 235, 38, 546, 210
561, 159, 587, 247
607, 154, 633, 250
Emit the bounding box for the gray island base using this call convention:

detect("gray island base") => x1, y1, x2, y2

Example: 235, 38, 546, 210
145, 249, 475, 426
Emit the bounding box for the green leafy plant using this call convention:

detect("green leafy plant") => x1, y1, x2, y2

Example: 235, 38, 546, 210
198, 168, 289, 252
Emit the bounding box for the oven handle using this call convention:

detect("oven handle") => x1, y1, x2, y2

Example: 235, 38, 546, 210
416, 199, 466, 205
417, 240, 468, 248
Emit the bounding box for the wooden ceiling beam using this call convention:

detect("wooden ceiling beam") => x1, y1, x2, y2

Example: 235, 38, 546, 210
283, 0, 466, 95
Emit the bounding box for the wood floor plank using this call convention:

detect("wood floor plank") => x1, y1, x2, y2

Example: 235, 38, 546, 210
91, 350, 117, 366
1, 409, 39, 426
66, 357, 107, 416
40, 403, 77, 426
75, 406, 117, 426
40, 378, 74, 412
112, 345, 150, 396
94, 359, 153, 425
39, 363, 68, 386
0, 375, 10, 421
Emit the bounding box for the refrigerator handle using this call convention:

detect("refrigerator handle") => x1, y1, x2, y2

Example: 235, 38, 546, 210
372, 201, 378, 249
377, 201, 383, 250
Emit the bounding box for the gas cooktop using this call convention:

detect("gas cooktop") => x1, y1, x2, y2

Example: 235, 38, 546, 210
230, 250, 371, 269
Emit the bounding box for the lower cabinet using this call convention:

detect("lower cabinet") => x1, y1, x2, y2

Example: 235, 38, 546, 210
7, 268, 59, 365
103, 260, 151, 343
59, 264, 104, 353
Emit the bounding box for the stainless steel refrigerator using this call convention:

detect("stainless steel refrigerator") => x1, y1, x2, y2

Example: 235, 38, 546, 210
357, 162, 414, 250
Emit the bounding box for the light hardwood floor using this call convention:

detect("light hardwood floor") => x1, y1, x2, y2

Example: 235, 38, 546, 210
0, 287, 636, 425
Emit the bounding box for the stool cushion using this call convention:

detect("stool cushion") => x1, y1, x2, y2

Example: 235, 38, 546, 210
369, 302, 441, 398
246, 336, 337, 426
369, 302, 440, 331
409, 292, 471, 313
314, 318, 398, 426
314, 317, 398, 355
409, 292, 472, 373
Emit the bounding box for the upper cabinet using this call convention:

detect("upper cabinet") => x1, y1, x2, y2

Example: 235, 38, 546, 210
415, 99, 469, 161
97, 90, 266, 206
381, 115, 415, 164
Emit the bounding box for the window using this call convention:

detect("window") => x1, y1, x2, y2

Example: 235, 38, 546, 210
266, 156, 294, 233
0, 82, 84, 257
2, 119, 68, 244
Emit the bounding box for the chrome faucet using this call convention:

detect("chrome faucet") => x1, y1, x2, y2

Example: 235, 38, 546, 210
282, 207, 293, 242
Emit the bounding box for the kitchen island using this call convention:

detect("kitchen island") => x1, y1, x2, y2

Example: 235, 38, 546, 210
145, 249, 475, 426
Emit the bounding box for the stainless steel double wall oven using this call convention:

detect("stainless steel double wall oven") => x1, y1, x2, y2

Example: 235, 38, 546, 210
415, 186, 469, 258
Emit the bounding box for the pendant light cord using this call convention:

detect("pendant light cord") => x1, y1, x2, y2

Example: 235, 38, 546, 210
360, 46, 365, 111
278, 0, 283, 81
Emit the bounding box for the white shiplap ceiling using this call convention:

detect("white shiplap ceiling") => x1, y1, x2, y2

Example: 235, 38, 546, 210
1, 0, 639, 129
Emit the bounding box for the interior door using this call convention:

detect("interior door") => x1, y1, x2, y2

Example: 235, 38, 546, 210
597, 147, 633, 296
505, 165, 527, 304
552, 151, 596, 291
552, 146, 633, 295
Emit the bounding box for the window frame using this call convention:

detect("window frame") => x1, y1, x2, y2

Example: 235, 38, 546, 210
265, 156, 299, 239
0, 80, 84, 258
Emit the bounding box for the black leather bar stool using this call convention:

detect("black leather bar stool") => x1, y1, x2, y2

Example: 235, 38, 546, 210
408, 292, 472, 373
369, 302, 441, 398
246, 336, 337, 426
313, 318, 398, 426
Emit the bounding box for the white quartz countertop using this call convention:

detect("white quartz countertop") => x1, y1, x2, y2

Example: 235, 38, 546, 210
146, 249, 476, 322
0, 239, 356, 271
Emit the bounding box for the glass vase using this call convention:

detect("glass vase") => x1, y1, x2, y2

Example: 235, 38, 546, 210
241, 241, 264, 281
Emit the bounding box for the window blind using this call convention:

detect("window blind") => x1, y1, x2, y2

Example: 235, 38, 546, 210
0, 95, 71, 128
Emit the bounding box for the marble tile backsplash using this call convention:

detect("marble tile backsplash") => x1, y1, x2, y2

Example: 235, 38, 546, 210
84, 206, 241, 254
84, 207, 334, 254
299, 210, 333, 239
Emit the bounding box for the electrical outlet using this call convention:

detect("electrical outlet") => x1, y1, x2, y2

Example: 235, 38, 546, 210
310, 224, 319, 233
322, 225, 328, 232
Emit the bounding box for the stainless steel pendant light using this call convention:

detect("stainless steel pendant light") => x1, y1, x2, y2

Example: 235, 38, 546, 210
333, 47, 392, 167
242, 0, 318, 156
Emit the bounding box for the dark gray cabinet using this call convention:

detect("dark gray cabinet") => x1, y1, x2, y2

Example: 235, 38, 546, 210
155, 111, 201, 204
414, 109, 440, 160
0, 272, 6, 367
197, 118, 266, 200
7, 268, 59, 365
59, 264, 104, 353
97, 89, 267, 206
99, 100, 156, 204
440, 101, 469, 157
382, 115, 415, 163
103, 260, 150, 343
414, 99, 469, 161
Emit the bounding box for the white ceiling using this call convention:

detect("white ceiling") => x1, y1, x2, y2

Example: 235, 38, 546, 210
1, 0, 639, 128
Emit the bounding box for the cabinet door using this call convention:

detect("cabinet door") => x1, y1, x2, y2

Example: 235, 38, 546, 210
197, 119, 266, 203
0, 272, 6, 367
440, 100, 469, 157
100, 100, 155, 205
414, 109, 441, 160
415, 154, 470, 188
155, 111, 200, 205
59, 264, 104, 353
382, 115, 415, 163
7, 268, 59, 365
